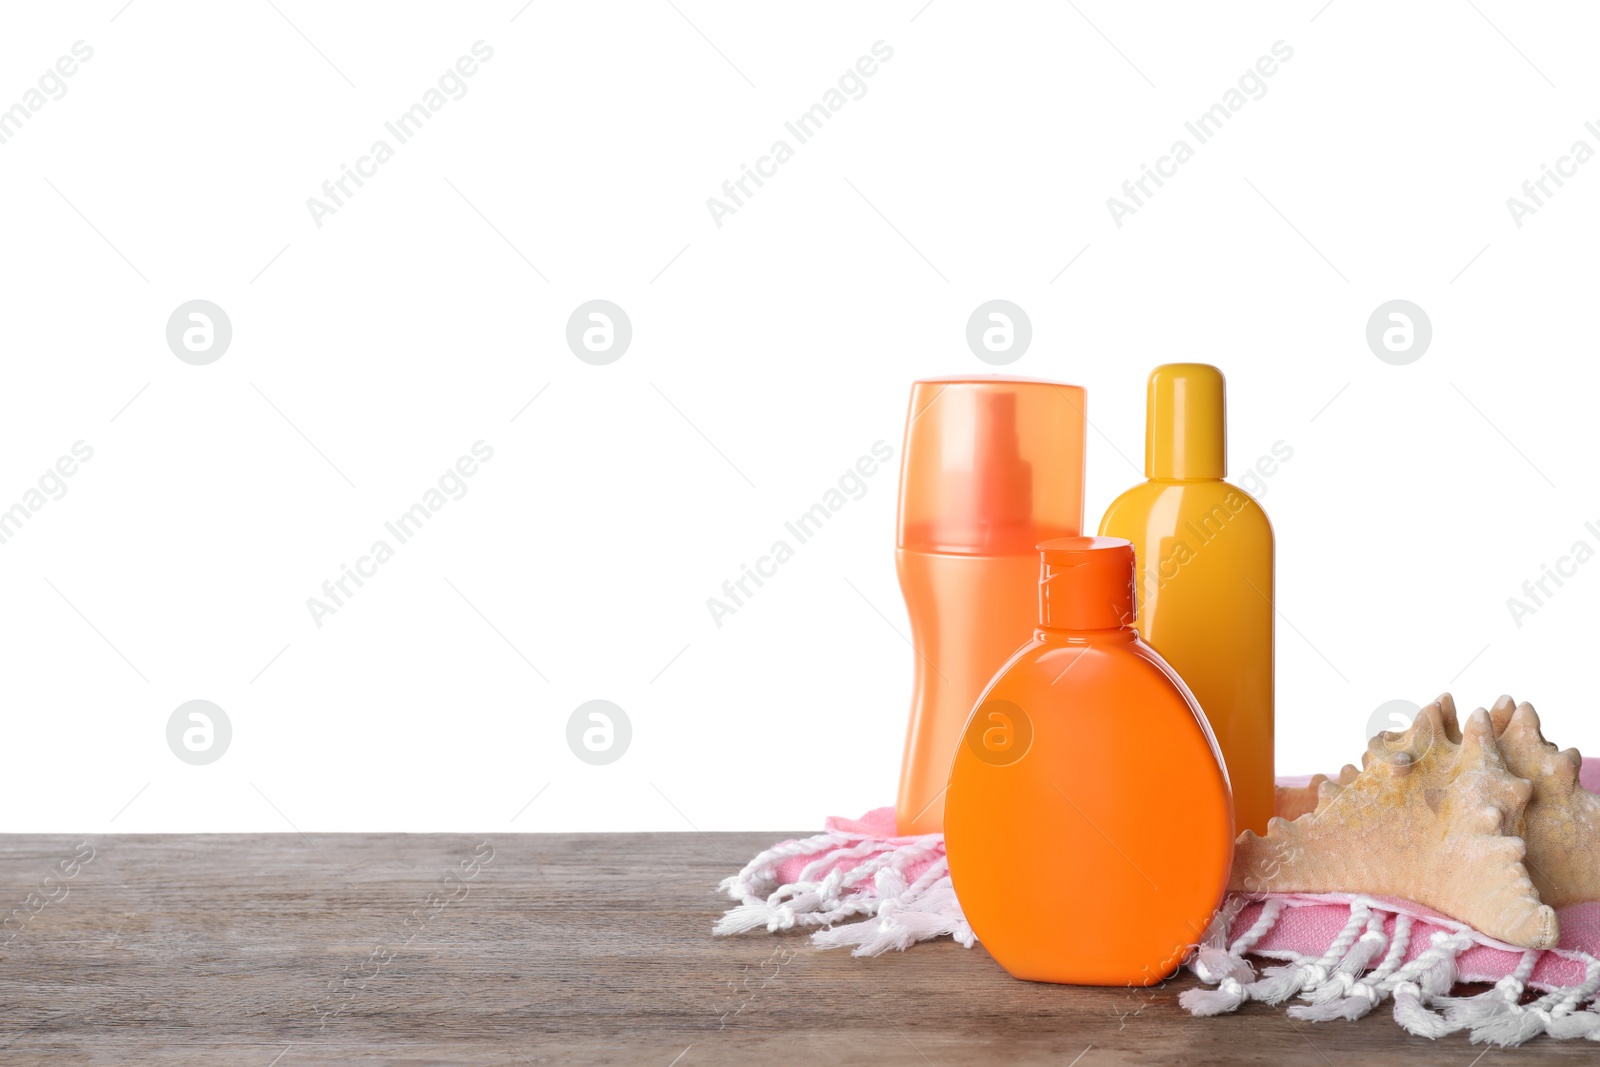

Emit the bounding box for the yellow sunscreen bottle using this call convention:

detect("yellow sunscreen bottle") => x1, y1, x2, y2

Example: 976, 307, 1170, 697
1099, 363, 1275, 835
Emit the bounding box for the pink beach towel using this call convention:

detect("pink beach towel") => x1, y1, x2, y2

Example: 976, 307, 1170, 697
715, 762, 1600, 1046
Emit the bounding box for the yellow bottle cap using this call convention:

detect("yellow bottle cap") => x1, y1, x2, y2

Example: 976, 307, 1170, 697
1146, 363, 1226, 480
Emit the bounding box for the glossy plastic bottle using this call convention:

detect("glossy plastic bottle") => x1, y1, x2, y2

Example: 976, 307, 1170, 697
944, 536, 1234, 985
894, 377, 1086, 835
1098, 364, 1275, 835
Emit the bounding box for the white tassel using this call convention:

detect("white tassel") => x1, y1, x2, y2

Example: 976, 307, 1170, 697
717, 831, 965, 955
1538, 955, 1600, 1039
1296, 904, 1387, 1008
1389, 931, 1475, 1039
1543, 1010, 1600, 1041
723, 842, 1600, 1048
813, 857, 972, 955
1178, 900, 1557, 1043
1440, 949, 1538, 1031
1192, 946, 1255, 986
1190, 897, 1256, 985
1473, 955, 1600, 1044
1232, 898, 1285, 957
1179, 899, 1284, 1015
1393, 980, 1456, 1039
1469, 1007, 1552, 1047
1290, 911, 1413, 1022
1253, 906, 1369, 1005
1333, 908, 1391, 975
1199, 895, 1246, 949
1290, 979, 1382, 1022
1180, 976, 1249, 1016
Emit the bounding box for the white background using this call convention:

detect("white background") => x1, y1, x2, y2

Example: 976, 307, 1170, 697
2, 1, 1596, 833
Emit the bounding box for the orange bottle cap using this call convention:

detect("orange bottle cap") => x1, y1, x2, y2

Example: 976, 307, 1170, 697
896, 376, 1086, 555
1037, 535, 1136, 630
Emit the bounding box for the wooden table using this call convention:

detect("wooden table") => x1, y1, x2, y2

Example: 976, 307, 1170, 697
0, 832, 1582, 1064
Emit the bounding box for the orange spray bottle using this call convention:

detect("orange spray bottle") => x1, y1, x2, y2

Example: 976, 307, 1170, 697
1098, 364, 1275, 835
943, 536, 1234, 985
893, 376, 1086, 835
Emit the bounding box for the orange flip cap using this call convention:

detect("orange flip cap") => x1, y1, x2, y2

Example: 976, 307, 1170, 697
1038, 536, 1136, 630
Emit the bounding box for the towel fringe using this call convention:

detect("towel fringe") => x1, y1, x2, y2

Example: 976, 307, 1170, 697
715, 830, 966, 954
1183, 897, 1600, 1047
719, 837, 1600, 1047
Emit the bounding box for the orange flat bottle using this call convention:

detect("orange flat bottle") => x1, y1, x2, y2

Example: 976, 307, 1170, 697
944, 537, 1234, 985
893, 377, 1086, 835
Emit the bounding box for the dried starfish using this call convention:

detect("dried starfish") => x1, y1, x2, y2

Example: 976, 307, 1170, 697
1487, 694, 1600, 910
1232, 696, 1557, 949
1274, 776, 1329, 822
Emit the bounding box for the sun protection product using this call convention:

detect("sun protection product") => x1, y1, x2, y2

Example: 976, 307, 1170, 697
893, 376, 1086, 835
1099, 363, 1275, 835
943, 536, 1234, 985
